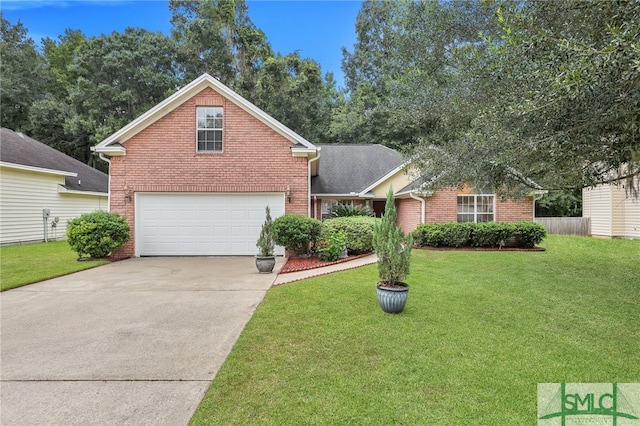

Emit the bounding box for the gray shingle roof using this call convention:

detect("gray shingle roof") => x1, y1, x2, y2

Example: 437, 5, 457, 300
311, 144, 405, 195
0, 128, 108, 194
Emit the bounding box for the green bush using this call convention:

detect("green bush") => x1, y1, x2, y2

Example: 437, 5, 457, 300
439, 222, 473, 247
471, 222, 514, 247
272, 214, 322, 255
412, 221, 546, 248
412, 224, 444, 247
317, 229, 346, 262
322, 216, 377, 254
329, 204, 374, 217
512, 221, 547, 248
67, 211, 130, 258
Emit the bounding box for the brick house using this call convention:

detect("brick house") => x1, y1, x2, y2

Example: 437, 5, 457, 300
94, 74, 535, 258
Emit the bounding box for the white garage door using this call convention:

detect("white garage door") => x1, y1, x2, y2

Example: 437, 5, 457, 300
136, 193, 285, 256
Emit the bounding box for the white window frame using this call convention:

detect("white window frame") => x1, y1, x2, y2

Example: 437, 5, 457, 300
320, 199, 354, 220
196, 106, 223, 152
457, 194, 495, 223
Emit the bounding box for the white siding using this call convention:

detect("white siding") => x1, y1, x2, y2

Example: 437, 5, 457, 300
622, 177, 640, 238
0, 167, 107, 244
583, 178, 640, 238
583, 185, 613, 237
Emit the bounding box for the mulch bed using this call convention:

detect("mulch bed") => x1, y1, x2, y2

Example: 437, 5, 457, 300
279, 252, 373, 274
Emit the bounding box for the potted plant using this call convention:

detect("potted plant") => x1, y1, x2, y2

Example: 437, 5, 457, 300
256, 206, 276, 273
373, 187, 413, 313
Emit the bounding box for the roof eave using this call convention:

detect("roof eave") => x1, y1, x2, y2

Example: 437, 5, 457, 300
1, 161, 76, 177
58, 186, 108, 196
91, 145, 126, 156
358, 159, 412, 196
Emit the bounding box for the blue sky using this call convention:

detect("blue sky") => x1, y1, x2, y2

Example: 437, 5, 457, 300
1, 0, 362, 88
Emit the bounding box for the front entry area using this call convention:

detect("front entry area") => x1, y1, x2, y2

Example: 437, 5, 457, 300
136, 193, 285, 256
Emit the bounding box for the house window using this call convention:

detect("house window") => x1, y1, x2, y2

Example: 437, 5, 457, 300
457, 195, 494, 223
197, 107, 223, 152
321, 199, 353, 220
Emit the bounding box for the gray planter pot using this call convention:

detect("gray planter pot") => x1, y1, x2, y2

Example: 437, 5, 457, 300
376, 282, 409, 313
255, 256, 276, 273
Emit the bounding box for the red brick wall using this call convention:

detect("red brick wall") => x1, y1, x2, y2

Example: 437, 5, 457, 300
396, 198, 422, 235
425, 188, 458, 223
495, 197, 534, 222
109, 87, 309, 258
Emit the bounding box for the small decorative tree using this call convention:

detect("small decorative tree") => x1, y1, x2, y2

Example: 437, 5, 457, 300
373, 187, 413, 287
256, 206, 275, 257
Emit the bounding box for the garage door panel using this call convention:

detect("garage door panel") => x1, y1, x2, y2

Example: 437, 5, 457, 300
137, 193, 285, 256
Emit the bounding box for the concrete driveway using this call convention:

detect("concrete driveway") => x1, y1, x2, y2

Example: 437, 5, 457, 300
0, 256, 283, 426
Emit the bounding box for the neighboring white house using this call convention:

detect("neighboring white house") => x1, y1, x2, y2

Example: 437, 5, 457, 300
0, 128, 108, 245
583, 176, 640, 239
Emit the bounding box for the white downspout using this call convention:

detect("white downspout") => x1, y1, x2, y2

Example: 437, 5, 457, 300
308, 149, 321, 217
531, 191, 546, 220
409, 191, 426, 224
99, 153, 111, 211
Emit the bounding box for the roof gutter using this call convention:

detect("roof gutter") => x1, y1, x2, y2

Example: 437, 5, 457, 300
308, 149, 321, 217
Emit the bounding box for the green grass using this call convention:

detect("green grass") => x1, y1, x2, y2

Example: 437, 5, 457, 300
0, 241, 109, 291
190, 236, 640, 425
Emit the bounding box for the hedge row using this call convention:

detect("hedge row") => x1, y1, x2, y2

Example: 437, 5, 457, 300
412, 221, 546, 248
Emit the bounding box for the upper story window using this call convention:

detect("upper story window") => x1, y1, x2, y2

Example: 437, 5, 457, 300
457, 195, 494, 223
197, 106, 223, 152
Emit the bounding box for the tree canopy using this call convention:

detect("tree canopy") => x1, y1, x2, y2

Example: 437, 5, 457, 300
2, 0, 638, 196
336, 0, 640, 195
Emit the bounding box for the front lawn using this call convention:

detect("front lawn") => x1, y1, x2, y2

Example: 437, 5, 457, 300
190, 235, 640, 425
0, 241, 109, 291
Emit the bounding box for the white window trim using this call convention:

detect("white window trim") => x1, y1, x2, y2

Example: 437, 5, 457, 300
320, 199, 354, 219
196, 106, 224, 153
457, 194, 495, 223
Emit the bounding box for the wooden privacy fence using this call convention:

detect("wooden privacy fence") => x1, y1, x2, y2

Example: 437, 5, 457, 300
534, 217, 591, 236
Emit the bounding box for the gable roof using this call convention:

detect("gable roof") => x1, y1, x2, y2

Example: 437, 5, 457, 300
93, 73, 317, 155
0, 128, 108, 194
311, 144, 406, 195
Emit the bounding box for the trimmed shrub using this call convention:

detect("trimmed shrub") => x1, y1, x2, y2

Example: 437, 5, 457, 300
329, 204, 374, 217
513, 221, 547, 248
322, 216, 376, 254
471, 222, 514, 247
67, 211, 130, 258
439, 222, 473, 247
272, 214, 322, 255
317, 229, 346, 262
413, 221, 546, 248
412, 224, 444, 247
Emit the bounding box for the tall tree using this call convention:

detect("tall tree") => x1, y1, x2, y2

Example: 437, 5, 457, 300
169, 0, 272, 93
27, 30, 87, 160
253, 52, 342, 144
413, 0, 640, 195
29, 28, 180, 167
0, 14, 45, 131
333, 1, 497, 150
